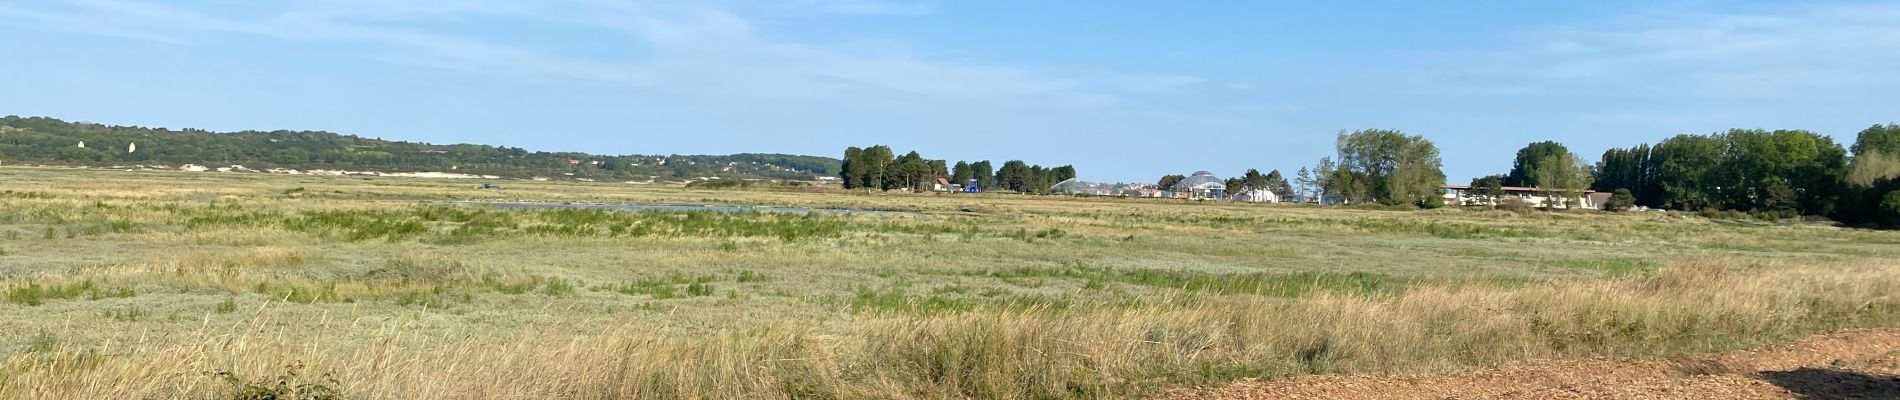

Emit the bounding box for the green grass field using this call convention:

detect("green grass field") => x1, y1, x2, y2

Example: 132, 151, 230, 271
1, 166, 1897, 399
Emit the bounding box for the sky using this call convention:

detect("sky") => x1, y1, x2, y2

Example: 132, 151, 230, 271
3, 0, 1898, 183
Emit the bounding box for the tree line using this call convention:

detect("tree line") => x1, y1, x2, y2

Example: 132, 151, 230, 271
1450, 125, 1900, 226
840, 145, 1075, 193
1587, 124, 1900, 226
1230, 125, 1900, 228
0, 116, 840, 181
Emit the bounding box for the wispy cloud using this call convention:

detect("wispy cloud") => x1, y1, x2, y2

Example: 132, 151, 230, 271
6, 0, 1122, 110
1510, 1, 1900, 98
1118, 75, 1208, 93
789, 0, 937, 16
0, 2, 185, 44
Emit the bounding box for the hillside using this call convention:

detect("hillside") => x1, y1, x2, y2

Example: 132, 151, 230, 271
0, 116, 839, 182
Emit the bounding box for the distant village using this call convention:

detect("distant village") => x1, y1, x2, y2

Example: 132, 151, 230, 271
24, 136, 1644, 213
1033, 171, 1620, 210
47, 158, 1620, 212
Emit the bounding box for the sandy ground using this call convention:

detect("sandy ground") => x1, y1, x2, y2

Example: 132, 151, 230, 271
1170, 329, 1900, 400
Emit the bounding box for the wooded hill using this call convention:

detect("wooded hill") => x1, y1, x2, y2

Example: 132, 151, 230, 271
0, 116, 839, 182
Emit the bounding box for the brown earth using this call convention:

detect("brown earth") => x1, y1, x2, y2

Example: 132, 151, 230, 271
1169, 329, 1900, 400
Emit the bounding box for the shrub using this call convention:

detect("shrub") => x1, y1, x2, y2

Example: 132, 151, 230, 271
213, 362, 341, 400
685, 282, 716, 297
104, 307, 146, 322
6, 280, 136, 306
1604, 188, 1636, 212
1498, 198, 1535, 214
684, 180, 750, 189
1880, 190, 1900, 227
1698, 208, 1749, 220
601, 273, 717, 299
215, 298, 238, 314
540, 278, 574, 296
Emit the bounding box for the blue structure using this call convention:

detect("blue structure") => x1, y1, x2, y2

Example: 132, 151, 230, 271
964, 178, 980, 192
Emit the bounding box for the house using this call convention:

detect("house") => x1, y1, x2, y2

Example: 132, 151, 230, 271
933, 178, 951, 192
1232, 188, 1278, 203
1444, 184, 1602, 209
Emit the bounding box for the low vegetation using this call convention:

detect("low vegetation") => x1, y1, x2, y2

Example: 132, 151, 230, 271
0, 167, 1895, 399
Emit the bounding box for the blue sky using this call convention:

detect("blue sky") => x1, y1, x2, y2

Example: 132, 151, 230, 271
3, 0, 1897, 183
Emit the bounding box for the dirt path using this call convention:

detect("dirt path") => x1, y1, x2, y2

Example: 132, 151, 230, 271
1169, 329, 1900, 400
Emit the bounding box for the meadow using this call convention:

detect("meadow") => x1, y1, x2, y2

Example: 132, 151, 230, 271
0, 166, 1896, 399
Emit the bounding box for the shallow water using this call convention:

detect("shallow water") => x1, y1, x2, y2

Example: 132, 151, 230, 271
445, 201, 919, 216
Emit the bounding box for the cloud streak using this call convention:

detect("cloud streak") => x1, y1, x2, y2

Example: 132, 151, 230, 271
790, 0, 937, 16
7, 0, 1124, 111
1512, 1, 1900, 97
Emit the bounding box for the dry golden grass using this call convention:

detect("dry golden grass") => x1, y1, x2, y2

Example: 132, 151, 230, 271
4, 260, 1893, 399
1, 167, 1897, 398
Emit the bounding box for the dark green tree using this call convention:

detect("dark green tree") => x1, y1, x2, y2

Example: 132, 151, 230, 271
859, 145, 895, 190
1264, 169, 1292, 198
1850, 123, 1900, 157
1651, 134, 1726, 210
1833, 125, 1900, 226
1848, 124, 1900, 187
1882, 190, 1900, 227
893, 151, 927, 190
950, 161, 971, 186
928, 159, 949, 188
1051, 165, 1077, 184
840, 147, 863, 189
1242, 169, 1267, 190
1715, 129, 1846, 214
1604, 188, 1637, 211
970, 160, 996, 190
1594, 144, 1659, 207
1332, 129, 1446, 206
1507, 141, 1570, 187
1467, 174, 1506, 207
996, 160, 1031, 193
1156, 174, 1186, 190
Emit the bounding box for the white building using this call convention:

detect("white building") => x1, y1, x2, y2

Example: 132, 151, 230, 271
1170, 171, 1227, 200
1231, 188, 1279, 203
1444, 184, 1604, 209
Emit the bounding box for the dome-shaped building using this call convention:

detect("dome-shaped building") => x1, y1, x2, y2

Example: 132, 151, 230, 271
1170, 171, 1226, 200
1049, 178, 1113, 196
